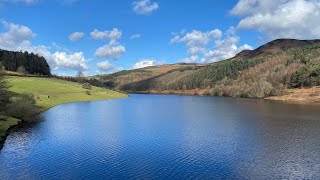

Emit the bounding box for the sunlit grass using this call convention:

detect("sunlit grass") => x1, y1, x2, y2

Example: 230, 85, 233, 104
0, 116, 20, 141
7, 76, 127, 111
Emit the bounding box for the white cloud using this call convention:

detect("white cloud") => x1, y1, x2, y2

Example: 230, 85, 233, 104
179, 55, 199, 64
231, 0, 320, 40
170, 29, 222, 55
201, 36, 253, 63
132, 0, 159, 15
0, 21, 89, 73
92, 28, 126, 59
132, 58, 165, 69
51, 52, 89, 71
170, 28, 219, 63
68, 32, 84, 42
171, 27, 253, 64
130, 34, 141, 39
90, 28, 122, 44
96, 60, 123, 73
230, 0, 283, 16
0, 20, 35, 50
96, 60, 113, 71
95, 44, 125, 59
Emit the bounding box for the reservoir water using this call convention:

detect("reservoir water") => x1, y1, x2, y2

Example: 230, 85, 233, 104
0, 94, 320, 179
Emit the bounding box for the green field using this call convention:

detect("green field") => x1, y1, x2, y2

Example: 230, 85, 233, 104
7, 76, 127, 111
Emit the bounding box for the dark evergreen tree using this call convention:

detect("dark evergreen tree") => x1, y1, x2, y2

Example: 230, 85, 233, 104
0, 49, 51, 75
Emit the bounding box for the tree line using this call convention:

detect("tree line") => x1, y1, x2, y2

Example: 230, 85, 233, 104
0, 49, 51, 76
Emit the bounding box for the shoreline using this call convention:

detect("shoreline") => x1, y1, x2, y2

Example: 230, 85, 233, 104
126, 87, 320, 105
0, 118, 22, 150
0, 95, 128, 151
0, 116, 21, 151
266, 86, 320, 105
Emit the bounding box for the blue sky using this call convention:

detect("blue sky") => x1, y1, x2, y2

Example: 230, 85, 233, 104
0, 0, 319, 75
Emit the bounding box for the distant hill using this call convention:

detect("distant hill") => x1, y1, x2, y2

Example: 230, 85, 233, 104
233, 39, 320, 59
0, 49, 51, 76
95, 63, 204, 89
93, 39, 320, 99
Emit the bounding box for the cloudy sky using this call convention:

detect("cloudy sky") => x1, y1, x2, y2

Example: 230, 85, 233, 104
0, 0, 319, 75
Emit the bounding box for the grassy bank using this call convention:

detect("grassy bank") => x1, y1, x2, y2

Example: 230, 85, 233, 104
0, 76, 127, 147
7, 76, 127, 111
0, 116, 21, 142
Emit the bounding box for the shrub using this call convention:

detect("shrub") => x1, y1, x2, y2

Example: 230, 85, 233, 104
202, 90, 211, 96
20, 93, 36, 104
85, 90, 91, 95
82, 83, 92, 90
6, 94, 40, 121
290, 66, 309, 88
248, 81, 273, 98
212, 84, 224, 96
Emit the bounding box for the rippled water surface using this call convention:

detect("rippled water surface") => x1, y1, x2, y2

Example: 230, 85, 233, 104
1, 94, 320, 179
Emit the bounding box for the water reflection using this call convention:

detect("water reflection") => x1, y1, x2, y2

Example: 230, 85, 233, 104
0, 94, 320, 179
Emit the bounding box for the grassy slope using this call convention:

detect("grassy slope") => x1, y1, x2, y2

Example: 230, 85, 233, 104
7, 76, 127, 111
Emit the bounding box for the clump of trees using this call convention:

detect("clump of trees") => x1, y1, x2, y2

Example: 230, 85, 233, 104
85, 90, 91, 95
6, 94, 40, 121
82, 83, 92, 95
0, 63, 10, 111
82, 83, 92, 90
288, 44, 320, 88
0, 49, 51, 76
211, 78, 274, 98
290, 66, 320, 88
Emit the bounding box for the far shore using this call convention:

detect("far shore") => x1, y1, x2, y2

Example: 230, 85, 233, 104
126, 87, 320, 105
266, 86, 320, 104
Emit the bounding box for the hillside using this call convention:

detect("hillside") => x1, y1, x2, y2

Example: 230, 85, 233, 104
95, 63, 204, 90
7, 76, 127, 111
94, 39, 320, 101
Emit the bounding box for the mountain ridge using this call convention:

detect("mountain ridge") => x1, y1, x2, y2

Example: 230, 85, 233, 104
233, 39, 320, 60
